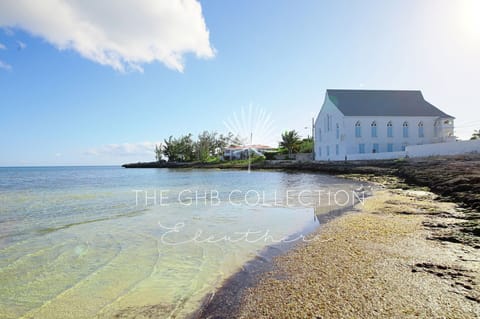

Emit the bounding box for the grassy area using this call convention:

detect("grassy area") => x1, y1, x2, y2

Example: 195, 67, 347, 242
216, 156, 265, 168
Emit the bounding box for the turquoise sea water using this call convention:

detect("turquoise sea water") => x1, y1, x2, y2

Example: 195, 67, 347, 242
0, 167, 362, 318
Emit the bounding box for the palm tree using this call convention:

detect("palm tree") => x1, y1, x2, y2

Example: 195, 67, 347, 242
470, 129, 480, 140
280, 130, 301, 159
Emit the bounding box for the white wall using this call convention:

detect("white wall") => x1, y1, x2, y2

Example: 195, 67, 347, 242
319, 140, 479, 162
343, 116, 439, 154
314, 93, 345, 160
406, 139, 480, 157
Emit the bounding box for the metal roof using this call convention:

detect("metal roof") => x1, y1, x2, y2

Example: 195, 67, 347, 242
326, 89, 454, 118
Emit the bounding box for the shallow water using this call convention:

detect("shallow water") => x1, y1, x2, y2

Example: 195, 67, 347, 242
0, 167, 362, 318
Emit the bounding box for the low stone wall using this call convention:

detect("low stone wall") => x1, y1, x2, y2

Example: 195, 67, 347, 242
346, 151, 406, 161
406, 140, 480, 158
273, 153, 313, 161
295, 153, 313, 161
273, 154, 289, 160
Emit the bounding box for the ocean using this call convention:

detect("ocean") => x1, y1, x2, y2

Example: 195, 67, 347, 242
0, 166, 363, 318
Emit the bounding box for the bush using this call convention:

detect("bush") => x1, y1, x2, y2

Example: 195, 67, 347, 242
277, 147, 289, 155
298, 138, 313, 153
264, 150, 280, 160
205, 156, 221, 164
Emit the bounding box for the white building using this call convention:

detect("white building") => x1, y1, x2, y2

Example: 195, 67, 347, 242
314, 90, 455, 161
223, 145, 275, 160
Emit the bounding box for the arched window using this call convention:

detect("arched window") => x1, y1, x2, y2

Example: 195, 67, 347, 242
318, 128, 322, 142
327, 115, 332, 131
336, 123, 340, 139
403, 121, 409, 138
371, 121, 377, 138
387, 121, 393, 137
418, 121, 424, 138
355, 121, 361, 138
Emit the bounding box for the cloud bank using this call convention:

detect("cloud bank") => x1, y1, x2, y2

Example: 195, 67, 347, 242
85, 142, 160, 157
0, 0, 215, 72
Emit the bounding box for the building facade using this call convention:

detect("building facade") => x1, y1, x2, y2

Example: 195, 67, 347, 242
223, 144, 275, 160
314, 90, 455, 161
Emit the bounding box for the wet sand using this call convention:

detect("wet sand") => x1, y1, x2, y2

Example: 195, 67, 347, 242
196, 184, 480, 318
189, 203, 363, 319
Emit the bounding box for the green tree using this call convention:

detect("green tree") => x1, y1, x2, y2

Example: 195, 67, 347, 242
227, 133, 243, 147
162, 134, 195, 162
159, 131, 243, 163
162, 136, 180, 162
215, 132, 239, 156
279, 130, 301, 159
177, 134, 195, 161
195, 131, 217, 162
298, 137, 313, 153
470, 129, 480, 140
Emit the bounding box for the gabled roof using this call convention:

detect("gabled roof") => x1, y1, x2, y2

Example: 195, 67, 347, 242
326, 89, 454, 118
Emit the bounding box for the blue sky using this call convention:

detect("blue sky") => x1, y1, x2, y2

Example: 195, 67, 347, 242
0, 0, 479, 166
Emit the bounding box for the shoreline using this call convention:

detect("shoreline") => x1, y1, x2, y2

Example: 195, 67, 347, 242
236, 186, 480, 318
189, 200, 371, 319
195, 183, 480, 318
122, 154, 480, 213
186, 155, 480, 318
123, 154, 479, 317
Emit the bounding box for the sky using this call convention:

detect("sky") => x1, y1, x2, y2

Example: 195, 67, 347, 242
0, 0, 479, 166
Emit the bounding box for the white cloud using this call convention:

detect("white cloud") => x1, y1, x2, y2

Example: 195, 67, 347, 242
0, 0, 215, 72
0, 43, 5, 50
85, 141, 160, 157
0, 60, 12, 71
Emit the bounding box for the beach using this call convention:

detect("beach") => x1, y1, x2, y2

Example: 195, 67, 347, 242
196, 188, 480, 318
236, 187, 479, 318
1, 156, 478, 318
194, 155, 480, 318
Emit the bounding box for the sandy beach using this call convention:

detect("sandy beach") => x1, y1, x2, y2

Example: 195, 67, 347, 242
195, 171, 480, 318
238, 186, 479, 318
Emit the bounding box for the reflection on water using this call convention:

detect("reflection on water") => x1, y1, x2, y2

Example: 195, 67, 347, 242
0, 167, 364, 318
